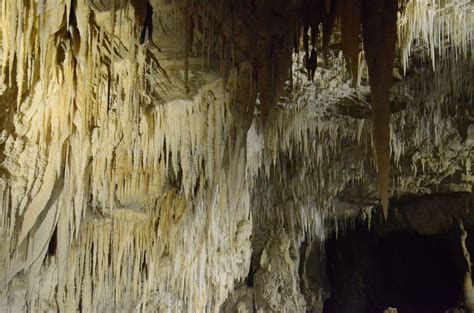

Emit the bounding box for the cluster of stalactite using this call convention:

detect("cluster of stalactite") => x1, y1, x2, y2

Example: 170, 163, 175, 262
176, 0, 472, 217
0, 0, 473, 311
179, 0, 299, 127
176, 0, 398, 216
294, 0, 398, 217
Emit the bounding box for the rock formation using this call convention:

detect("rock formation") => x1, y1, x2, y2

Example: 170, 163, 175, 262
0, 0, 473, 312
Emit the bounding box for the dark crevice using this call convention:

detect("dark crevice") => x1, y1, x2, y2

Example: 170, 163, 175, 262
47, 226, 58, 257
246, 260, 255, 288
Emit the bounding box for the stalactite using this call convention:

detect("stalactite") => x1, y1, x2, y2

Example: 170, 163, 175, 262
299, 0, 325, 56
361, 0, 398, 219
0, 0, 253, 311
398, 0, 473, 73
322, 0, 339, 60
309, 0, 326, 48
339, 0, 361, 87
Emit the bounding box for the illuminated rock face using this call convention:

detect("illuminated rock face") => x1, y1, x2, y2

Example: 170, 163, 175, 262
0, 0, 473, 312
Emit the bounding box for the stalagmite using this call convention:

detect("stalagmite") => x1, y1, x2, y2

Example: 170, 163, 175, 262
361, 0, 398, 218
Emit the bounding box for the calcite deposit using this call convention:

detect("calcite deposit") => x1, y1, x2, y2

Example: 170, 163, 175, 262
0, 0, 472, 312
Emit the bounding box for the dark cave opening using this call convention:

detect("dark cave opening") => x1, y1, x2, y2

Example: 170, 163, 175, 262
323, 222, 464, 313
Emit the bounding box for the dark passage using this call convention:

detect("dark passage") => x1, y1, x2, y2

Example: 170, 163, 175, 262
323, 222, 464, 313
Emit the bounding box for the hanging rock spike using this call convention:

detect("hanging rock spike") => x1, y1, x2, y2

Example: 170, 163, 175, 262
340, 0, 361, 87
361, 0, 398, 219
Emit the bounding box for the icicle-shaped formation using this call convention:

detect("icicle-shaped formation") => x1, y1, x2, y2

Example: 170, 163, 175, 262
292, 0, 472, 220
251, 38, 473, 240
398, 0, 474, 72
248, 52, 371, 239
361, 0, 398, 219
0, 0, 252, 311
1, 0, 151, 279
340, 0, 362, 87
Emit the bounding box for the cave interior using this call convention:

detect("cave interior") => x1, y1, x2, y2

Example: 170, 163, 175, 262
0, 0, 473, 312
